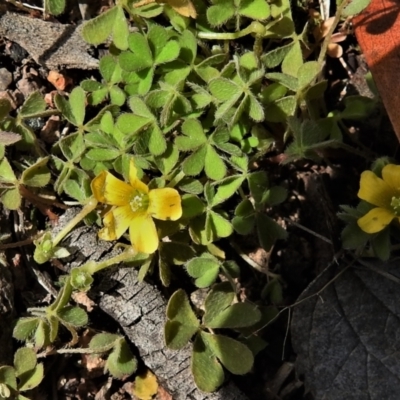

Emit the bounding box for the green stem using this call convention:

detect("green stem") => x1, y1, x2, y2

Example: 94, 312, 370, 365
167, 170, 185, 188
80, 247, 137, 275
52, 197, 98, 247
197, 21, 266, 41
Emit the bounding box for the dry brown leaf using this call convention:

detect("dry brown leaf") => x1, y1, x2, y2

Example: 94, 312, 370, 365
72, 291, 95, 312
327, 43, 343, 58
132, 370, 158, 400
47, 70, 72, 90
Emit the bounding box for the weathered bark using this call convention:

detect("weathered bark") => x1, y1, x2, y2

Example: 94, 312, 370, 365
58, 209, 249, 400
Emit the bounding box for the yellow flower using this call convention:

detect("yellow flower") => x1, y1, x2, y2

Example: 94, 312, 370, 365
91, 160, 182, 254
357, 164, 400, 233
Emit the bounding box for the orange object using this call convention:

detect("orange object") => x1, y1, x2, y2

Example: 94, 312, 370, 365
353, 0, 400, 142
47, 70, 72, 90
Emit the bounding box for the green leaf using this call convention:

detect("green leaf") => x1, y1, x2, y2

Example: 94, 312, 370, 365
208, 210, 233, 239
181, 194, 205, 219
182, 146, 207, 176
112, 6, 129, 50
256, 213, 288, 250
262, 186, 287, 206
297, 61, 320, 89
106, 338, 137, 378
178, 177, 203, 194
0, 157, 16, 182
165, 289, 200, 349
86, 148, 120, 161
21, 157, 50, 187
89, 333, 119, 352
186, 256, 220, 288
261, 43, 294, 69
59, 132, 86, 161
45, 0, 65, 15
0, 366, 17, 390
340, 95, 377, 120
154, 142, 179, 174
81, 6, 119, 46
69, 87, 86, 127
205, 303, 261, 329
266, 72, 298, 91
13, 317, 40, 341
201, 331, 254, 374
248, 171, 269, 204
264, 95, 296, 122
14, 348, 37, 377
192, 333, 224, 392
342, 0, 371, 16
211, 176, 245, 206
203, 282, 235, 324
120, 33, 153, 71
209, 78, 241, 102
18, 363, 44, 391
19, 91, 46, 118
154, 40, 180, 65
240, 0, 270, 19
282, 41, 303, 76
204, 145, 226, 180
57, 306, 88, 327
1, 188, 21, 210
207, 0, 235, 26
176, 119, 207, 151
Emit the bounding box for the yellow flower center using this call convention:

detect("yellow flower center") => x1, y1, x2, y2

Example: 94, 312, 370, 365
130, 191, 149, 214
390, 196, 400, 216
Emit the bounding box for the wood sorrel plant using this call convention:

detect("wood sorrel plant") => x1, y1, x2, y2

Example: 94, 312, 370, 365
1, 0, 373, 395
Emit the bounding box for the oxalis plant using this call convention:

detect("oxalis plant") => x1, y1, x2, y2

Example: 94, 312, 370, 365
0, 0, 374, 395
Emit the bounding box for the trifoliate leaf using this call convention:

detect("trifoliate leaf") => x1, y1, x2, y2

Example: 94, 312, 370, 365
106, 338, 137, 379
207, 210, 233, 239
18, 364, 44, 391
203, 282, 235, 324
256, 213, 288, 250
186, 256, 220, 288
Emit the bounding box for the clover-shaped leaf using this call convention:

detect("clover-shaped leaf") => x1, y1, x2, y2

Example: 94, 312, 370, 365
207, 0, 270, 26
119, 26, 180, 95
186, 255, 220, 288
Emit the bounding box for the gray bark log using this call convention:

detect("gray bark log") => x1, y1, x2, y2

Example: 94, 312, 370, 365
58, 208, 249, 400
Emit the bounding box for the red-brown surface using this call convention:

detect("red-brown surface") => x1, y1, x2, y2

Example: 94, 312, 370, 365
354, 0, 400, 142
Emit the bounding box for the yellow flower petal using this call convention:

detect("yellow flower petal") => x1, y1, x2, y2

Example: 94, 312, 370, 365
129, 214, 159, 254
98, 205, 134, 241
382, 164, 400, 194
129, 159, 149, 194
148, 188, 182, 221
357, 207, 395, 233
357, 171, 393, 208
91, 171, 134, 206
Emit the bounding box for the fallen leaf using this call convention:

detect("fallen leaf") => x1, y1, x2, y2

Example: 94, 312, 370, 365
47, 70, 72, 90
72, 291, 95, 312
292, 258, 400, 399
132, 370, 158, 400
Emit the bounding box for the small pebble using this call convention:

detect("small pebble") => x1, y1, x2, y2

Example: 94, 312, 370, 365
0, 68, 13, 91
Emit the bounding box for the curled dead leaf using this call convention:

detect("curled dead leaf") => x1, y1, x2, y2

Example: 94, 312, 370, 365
47, 70, 72, 90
